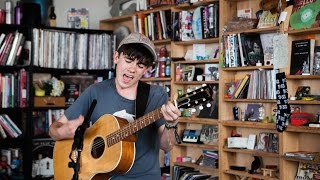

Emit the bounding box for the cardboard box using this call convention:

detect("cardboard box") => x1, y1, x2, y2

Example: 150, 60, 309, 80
34, 97, 65, 107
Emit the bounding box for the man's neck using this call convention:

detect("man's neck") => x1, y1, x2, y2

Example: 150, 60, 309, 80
114, 79, 138, 100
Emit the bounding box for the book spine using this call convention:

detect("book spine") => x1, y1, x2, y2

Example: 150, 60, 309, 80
0, 123, 7, 138
0, 115, 16, 137
3, 114, 22, 136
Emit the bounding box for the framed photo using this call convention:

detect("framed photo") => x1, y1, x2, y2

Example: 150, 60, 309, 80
182, 65, 195, 81
268, 133, 279, 153
245, 103, 260, 121
257, 132, 270, 151
204, 64, 219, 81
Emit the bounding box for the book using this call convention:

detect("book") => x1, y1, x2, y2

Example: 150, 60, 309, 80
268, 133, 279, 153
60, 74, 95, 94
257, 11, 279, 29
290, 39, 315, 75
192, 6, 203, 40
241, 33, 264, 66
171, 11, 180, 41
2, 114, 22, 137
181, 10, 194, 41
64, 83, 80, 106
6, 32, 23, 66
0, 33, 6, 47
19, 68, 27, 108
233, 74, 250, 99
0, 123, 7, 138
0, 115, 17, 138
260, 33, 277, 66
32, 138, 55, 178
296, 162, 320, 179
312, 46, 320, 74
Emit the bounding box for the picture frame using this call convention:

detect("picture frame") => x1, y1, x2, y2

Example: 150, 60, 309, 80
182, 65, 195, 81
257, 132, 270, 151
204, 64, 219, 81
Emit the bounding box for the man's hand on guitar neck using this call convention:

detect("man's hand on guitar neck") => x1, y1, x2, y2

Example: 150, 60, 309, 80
161, 99, 181, 124
49, 115, 84, 141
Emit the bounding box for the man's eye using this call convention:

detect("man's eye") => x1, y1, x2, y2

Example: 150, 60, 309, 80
125, 58, 133, 63
138, 64, 145, 68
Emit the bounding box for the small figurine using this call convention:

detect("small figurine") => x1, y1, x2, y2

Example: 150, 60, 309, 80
0, 155, 10, 173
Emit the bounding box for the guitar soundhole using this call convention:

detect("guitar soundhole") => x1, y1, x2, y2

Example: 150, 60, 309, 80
91, 137, 105, 159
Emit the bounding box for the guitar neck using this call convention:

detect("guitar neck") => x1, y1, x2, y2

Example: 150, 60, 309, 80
107, 108, 162, 147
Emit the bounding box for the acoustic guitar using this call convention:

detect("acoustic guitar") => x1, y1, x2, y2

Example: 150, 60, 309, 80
53, 85, 212, 180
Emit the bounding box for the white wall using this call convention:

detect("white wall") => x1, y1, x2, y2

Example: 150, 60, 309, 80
0, 0, 112, 29
54, 0, 111, 29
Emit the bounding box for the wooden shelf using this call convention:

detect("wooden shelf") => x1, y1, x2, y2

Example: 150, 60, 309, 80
178, 117, 219, 125
286, 75, 320, 80
285, 125, 320, 134
223, 26, 280, 35
174, 59, 220, 64
220, 121, 276, 130
140, 77, 171, 82
286, 27, 320, 35
288, 100, 320, 105
153, 39, 171, 45
282, 155, 320, 164
223, 65, 274, 71
99, 15, 132, 23
174, 81, 219, 85
173, 38, 219, 45
100, 6, 173, 23
174, 162, 219, 173
224, 99, 276, 103
224, 170, 279, 180
223, 148, 279, 157
176, 143, 218, 150
173, 0, 219, 10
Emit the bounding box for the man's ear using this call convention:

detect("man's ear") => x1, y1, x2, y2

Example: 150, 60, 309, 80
114, 51, 119, 64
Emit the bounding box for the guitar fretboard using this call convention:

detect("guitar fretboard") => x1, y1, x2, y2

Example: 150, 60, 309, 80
106, 108, 162, 147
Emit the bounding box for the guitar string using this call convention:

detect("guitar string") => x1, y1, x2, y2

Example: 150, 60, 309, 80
84, 88, 209, 152
88, 96, 204, 151
88, 97, 199, 151
88, 95, 207, 151
89, 110, 162, 150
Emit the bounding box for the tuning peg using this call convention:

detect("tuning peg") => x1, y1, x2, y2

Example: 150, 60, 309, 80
191, 108, 196, 113
202, 98, 206, 101
199, 105, 203, 110
195, 100, 198, 104
206, 103, 211, 107
187, 88, 192, 93
202, 84, 207, 87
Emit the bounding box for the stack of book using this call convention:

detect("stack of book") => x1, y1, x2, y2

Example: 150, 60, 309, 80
284, 151, 319, 161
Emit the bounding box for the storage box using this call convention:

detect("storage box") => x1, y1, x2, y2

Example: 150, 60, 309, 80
34, 97, 65, 107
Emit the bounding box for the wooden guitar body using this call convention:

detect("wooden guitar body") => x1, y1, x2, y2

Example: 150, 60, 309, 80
53, 85, 212, 179
53, 114, 136, 180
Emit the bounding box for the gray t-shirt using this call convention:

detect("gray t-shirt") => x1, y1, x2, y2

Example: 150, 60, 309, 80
64, 78, 168, 179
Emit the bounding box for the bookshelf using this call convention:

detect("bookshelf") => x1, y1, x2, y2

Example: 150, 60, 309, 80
219, 0, 320, 179
0, 24, 113, 179
100, 0, 320, 179
100, 0, 220, 179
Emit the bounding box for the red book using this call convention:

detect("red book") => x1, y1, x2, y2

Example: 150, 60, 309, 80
19, 69, 27, 108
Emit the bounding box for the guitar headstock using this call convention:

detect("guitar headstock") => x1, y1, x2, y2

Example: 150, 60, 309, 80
176, 85, 213, 109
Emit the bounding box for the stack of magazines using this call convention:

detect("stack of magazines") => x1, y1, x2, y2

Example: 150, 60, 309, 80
284, 151, 319, 161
